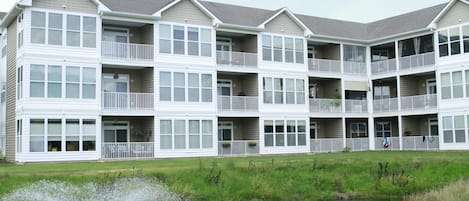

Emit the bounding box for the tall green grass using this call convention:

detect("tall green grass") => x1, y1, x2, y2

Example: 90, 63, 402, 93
1, 151, 469, 200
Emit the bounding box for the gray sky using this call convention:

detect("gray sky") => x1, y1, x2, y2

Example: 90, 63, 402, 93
0, 0, 450, 23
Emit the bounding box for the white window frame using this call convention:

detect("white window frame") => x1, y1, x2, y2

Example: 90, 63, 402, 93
262, 33, 304, 64
264, 119, 307, 148
159, 71, 212, 103
158, 22, 212, 57
350, 122, 367, 138
263, 76, 306, 105
159, 119, 213, 150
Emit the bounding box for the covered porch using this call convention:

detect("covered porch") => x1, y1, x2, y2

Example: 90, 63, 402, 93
101, 116, 154, 160
309, 77, 342, 114
345, 118, 369, 151
310, 118, 344, 153
401, 114, 439, 150
102, 67, 154, 113
218, 117, 259, 156
373, 117, 400, 150
217, 73, 258, 114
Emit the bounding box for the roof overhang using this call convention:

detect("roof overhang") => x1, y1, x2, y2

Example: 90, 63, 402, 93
0, 1, 30, 28
100, 10, 160, 23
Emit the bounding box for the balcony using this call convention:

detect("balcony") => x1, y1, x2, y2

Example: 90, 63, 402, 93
308, 58, 341, 74
345, 99, 368, 113
218, 96, 258, 113
343, 61, 367, 76
102, 92, 154, 111
310, 138, 343, 153
400, 94, 437, 112
101, 41, 154, 62
218, 140, 260, 156
345, 138, 369, 151
309, 98, 342, 113
216, 51, 257, 69
371, 59, 397, 75
373, 98, 398, 113
402, 136, 439, 150
399, 52, 435, 71
102, 142, 154, 160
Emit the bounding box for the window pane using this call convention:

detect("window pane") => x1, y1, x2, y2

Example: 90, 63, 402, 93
32, 11, 46, 27
48, 83, 61, 98
174, 72, 185, 87
188, 27, 198, 41
160, 72, 171, 85
173, 26, 184, 40
82, 84, 95, 99
454, 115, 464, 129
31, 28, 45, 44
174, 40, 184, 54
66, 66, 80, 82
159, 24, 171, 38
30, 83, 45, 97
453, 71, 463, 98
83, 33, 96, 48
48, 30, 62, 45
160, 120, 172, 134
275, 120, 284, 146
439, 44, 449, 57
67, 31, 80, 46
66, 84, 79, 98
201, 43, 211, 57
202, 74, 211, 88
443, 116, 453, 130
31, 64, 45, 80
49, 13, 62, 29
438, 30, 448, 43
263, 77, 272, 90
67, 15, 80, 30
160, 39, 171, 53
262, 35, 272, 61
201, 29, 211, 42
83, 17, 96, 32
83, 68, 96, 83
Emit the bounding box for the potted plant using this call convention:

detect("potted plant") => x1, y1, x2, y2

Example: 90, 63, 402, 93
330, 92, 342, 109
222, 142, 231, 148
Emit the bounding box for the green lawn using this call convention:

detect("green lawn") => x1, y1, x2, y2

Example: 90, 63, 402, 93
1, 151, 469, 200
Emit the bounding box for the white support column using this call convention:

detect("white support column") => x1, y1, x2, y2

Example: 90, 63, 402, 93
394, 40, 400, 72
341, 79, 345, 113
342, 117, 347, 148
368, 116, 375, 150
398, 115, 403, 150
397, 75, 401, 111
340, 43, 344, 74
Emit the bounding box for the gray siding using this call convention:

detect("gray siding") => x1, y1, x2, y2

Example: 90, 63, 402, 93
315, 44, 341, 60
310, 79, 341, 99
265, 13, 304, 36
32, 0, 97, 14
5, 21, 17, 162
161, 0, 212, 26
219, 118, 259, 140
437, 1, 469, 28
313, 118, 342, 138
400, 74, 435, 96
402, 115, 437, 136
230, 35, 257, 53
217, 74, 258, 96
129, 25, 154, 45
102, 68, 154, 93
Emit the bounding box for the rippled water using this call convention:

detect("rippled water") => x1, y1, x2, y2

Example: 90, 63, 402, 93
2, 178, 182, 201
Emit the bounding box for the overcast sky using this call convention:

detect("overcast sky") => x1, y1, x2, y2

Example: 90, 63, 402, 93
0, 0, 450, 23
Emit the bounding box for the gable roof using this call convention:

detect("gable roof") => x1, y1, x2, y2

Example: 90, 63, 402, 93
199, 1, 276, 27
96, 0, 450, 42
427, 0, 469, 28
257, 7, 313, 35
367, 3, 447, 40
99, 0, 173, 15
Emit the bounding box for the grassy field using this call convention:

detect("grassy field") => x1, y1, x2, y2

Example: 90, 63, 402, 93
1, 151, 469, 200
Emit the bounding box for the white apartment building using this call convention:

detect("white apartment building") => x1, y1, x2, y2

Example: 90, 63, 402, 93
0, 0, 468, 162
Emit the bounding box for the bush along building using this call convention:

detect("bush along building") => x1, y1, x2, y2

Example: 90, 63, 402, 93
1, 0, 469, 162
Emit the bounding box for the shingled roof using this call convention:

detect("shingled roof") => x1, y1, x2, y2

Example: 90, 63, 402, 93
98, 0, 449, 41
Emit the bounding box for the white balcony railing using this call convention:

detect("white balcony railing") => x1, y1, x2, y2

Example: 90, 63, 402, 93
101, 41, 154, 61
218, 140, 260, 156
345, 99, 368, 113
216, 51, 257, 68
102, 142, 154, 159
371, 59, 397, 75
373, 98, 398, 113
309, 98, 342, 113
400, 94, 437, 112
375, 137, 400, 150
308, 58, 341, 74
399, 52, 435, 71
218, 96, 258, 112
343, 61, 367, 76
102, 92, 154, 110
402, 136, 439, 150
345, 138, 369, 151
310, 138, 344, 153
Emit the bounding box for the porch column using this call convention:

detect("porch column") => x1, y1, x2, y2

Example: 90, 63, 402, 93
368, 117, 375, 150
342, 117, 346, 148
340, 43, 344, 74
153, 117, 158, 158
398, 115, 403, 150
394, 40, 400, 71
341, 79, 345, 113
